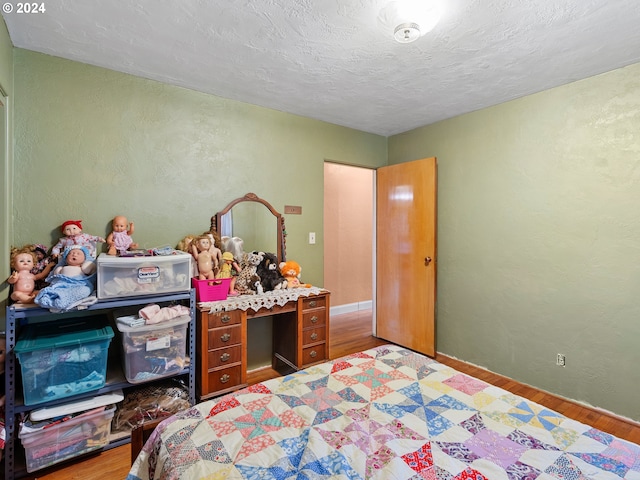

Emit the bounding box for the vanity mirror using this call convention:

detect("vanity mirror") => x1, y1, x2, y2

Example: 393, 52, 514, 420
211, 193, 287, 263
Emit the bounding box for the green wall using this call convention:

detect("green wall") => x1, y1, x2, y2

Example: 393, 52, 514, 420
10, 49, 386, 281
389, 62, 640, 422
0, 20, 14, 322
4, 38, 640, 423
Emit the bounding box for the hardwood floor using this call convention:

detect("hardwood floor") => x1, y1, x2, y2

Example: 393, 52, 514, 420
24, 309, 639, 479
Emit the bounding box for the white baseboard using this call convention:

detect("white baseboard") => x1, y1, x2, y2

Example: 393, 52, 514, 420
330, 300, 372, 316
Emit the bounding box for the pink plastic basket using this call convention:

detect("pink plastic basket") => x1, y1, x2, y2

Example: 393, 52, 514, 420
192, 277, 231, 302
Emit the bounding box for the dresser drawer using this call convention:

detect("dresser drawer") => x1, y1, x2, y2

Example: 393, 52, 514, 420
207, 345, 242, 369
303, 310, 325, 328
207, 365, 243, 391
302, 344, 326, 365
207, 310, 241, 329
303, 326, 326, 345
208, 325, 241, 349
302, 296, 327, 311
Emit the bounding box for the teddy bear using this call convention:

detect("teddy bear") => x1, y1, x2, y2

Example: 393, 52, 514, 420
279, 260, 312, 288
256, 252, 288, 292
234, 251, 264, 295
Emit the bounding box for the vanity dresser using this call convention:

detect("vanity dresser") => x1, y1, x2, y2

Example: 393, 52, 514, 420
196, 288, 330, 400
196, 193, 330, 401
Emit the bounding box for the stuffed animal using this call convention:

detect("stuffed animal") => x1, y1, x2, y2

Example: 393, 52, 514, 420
279, 260, 312, 288
256, 252, 288, 292
234, 251, 263, 295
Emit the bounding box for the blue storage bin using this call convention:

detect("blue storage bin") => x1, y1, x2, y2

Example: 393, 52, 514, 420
15, 317, 114, 406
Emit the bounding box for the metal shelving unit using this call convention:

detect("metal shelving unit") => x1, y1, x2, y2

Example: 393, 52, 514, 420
3, 289, 196, 480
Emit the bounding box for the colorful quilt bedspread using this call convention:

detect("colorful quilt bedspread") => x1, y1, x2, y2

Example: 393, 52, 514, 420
127, 345, 640, 479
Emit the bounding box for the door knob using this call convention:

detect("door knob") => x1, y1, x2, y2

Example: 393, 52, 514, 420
425, 256, 432, 266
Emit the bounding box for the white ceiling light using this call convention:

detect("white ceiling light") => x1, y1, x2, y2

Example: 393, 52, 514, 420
377, 0, 443, 43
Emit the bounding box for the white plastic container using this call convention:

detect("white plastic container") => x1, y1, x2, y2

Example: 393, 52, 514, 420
116, 315, 190, 383
96, 252, 191, 299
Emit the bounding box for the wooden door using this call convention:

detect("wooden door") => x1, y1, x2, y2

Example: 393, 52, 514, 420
376, 157, 437, 356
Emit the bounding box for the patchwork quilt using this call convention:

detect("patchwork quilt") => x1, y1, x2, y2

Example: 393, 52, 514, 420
127, 345, 640, 480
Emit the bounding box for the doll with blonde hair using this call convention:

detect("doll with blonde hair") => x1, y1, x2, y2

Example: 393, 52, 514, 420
6, 247, 55, 304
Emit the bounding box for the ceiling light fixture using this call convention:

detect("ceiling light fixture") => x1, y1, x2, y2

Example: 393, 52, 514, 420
377, 0, 443, 44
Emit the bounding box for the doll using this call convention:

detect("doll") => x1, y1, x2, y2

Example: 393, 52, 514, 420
221, 236, 244, 259
107, 215, 138, 255
216, 251, 241, 296
6, 247, 55, 304
191, 235, 216, 280
53, 245, 96, 277
51, 220, 105, 259
203, 231, 223, 271
35, 245, 97, 311
30, 243, 54, 290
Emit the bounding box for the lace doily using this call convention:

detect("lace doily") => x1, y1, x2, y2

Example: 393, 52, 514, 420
199, 287, 326, 313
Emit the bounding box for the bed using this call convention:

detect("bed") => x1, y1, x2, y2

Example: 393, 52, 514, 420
127, 344, 640, 479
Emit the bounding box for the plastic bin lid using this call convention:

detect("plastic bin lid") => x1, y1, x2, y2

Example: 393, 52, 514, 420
116, 313, 190, 333
29, 390, 124, 421
15, 317, 114, 354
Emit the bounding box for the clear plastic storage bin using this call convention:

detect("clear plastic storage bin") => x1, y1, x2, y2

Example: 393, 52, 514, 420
19, 405, 116, 472
96, 252, 191, 299
116, 314, 190, 383
14, 318, 114, 406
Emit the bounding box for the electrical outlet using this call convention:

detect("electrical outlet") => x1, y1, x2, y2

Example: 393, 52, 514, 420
556, 353, 566, 367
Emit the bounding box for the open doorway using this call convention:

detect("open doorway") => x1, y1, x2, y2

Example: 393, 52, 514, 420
323, 162, 374, 316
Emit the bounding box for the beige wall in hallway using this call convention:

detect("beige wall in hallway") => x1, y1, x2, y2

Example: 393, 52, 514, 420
324, 163, 373, 308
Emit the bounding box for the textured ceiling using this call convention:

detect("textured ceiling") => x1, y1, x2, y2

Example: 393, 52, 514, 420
3, 0, 640, 136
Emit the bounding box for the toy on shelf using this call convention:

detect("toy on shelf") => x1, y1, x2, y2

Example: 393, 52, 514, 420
106, 215, 138, 256
235, 251, 263, 295
191, 235, 217, 280
29, 243, 55, 290
203, 231, 223, 271
35, 245, 98, 311
51, 220, 105, 259
216, 251, 240, 296
279, 260, 312, 288
6, 246, 55, 304
257, 252, 288, 292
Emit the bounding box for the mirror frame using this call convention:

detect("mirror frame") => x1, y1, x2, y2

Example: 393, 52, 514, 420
211, 192, 287, 263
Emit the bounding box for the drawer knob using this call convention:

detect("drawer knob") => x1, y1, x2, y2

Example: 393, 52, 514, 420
220, 353, 230, 362
310, 315, 318, 324
221, 314, 231, 324
221, 333, 231, 342
309, 350, 317, 358
310, 332, 318, 340
309, 300, 317, 307
220, 374, 230, 383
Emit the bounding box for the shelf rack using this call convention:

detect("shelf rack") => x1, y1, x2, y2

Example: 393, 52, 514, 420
3, 289, 196, 480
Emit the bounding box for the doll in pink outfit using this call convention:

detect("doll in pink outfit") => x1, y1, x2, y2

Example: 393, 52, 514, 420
106, 215, 138, 255
51, 220, 105, 259
6, 247, 55, 304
